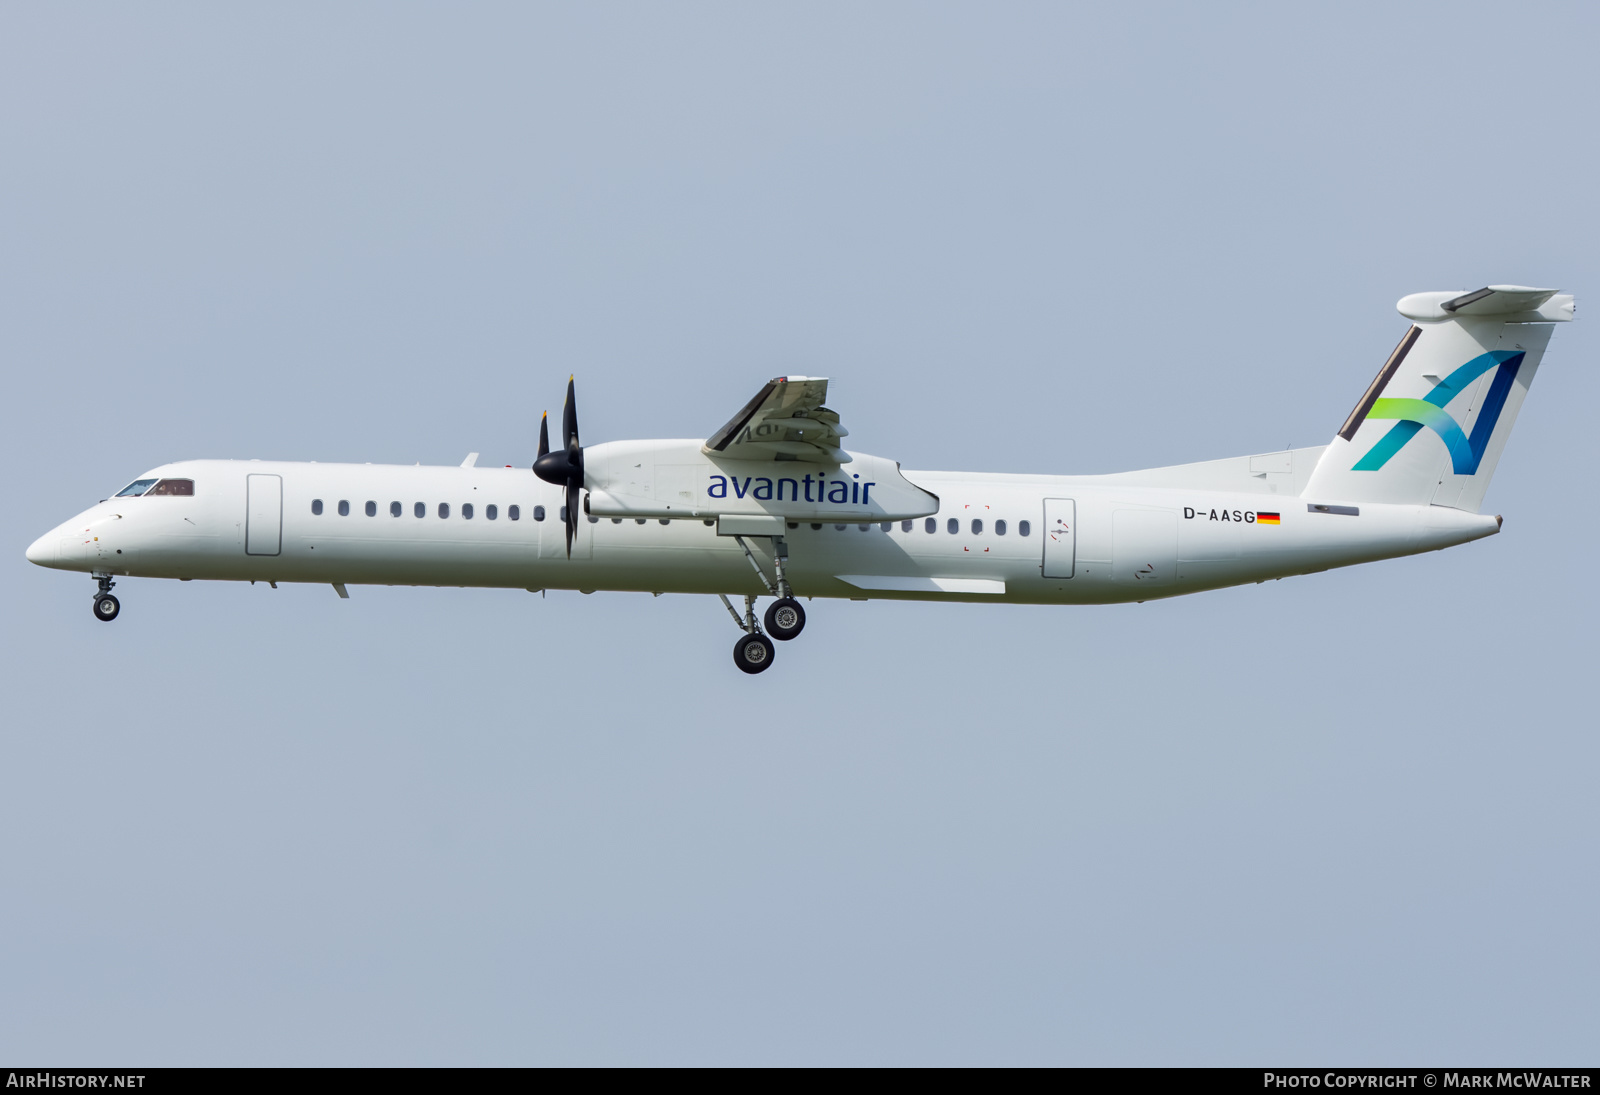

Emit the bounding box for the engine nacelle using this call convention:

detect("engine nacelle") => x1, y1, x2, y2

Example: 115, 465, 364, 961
582, 439, 938, 522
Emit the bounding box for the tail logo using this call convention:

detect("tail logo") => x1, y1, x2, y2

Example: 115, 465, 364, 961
1352, 350, 1525, 474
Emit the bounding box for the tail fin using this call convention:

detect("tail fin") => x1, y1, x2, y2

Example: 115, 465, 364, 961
1302, 286, 1573, 511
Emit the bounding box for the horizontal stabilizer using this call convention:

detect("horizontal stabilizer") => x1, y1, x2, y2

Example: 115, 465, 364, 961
1399, 286, 1574, 323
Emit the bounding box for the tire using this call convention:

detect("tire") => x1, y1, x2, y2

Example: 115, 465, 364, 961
93, 594, 120, 622
732, 632, 775, 674
763, 597, 806, 641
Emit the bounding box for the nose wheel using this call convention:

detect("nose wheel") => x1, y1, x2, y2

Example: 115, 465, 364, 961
92, 576, 120, 622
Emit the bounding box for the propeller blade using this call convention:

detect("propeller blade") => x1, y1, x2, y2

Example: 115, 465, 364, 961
562, 376, 579, 452
536, 377, 585, 554
565, 481, 579, 558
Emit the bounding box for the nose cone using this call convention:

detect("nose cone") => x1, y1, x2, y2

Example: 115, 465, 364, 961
26, 530, 58, 567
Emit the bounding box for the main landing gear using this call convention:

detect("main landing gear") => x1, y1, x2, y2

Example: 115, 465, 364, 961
763, 597, 806, 641
92, 575, 120, 622
719, 534, 807, 674
720, 593, 779, 674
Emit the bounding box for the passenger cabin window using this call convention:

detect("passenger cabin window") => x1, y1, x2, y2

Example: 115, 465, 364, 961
881, 522, 891, 532
390, 501, 402, 517
116, 479, 157, 497
971, 519, 983, 535
925, 518, 936, 533
1019, 520, 1031, 536
365, 501, 377, 517
509, 505, 520, 521
463, 503, 473, 519
311, 499, 323, 515
486, 504, 498, 520
532, 505, 543, 522
338, 500, 350, 516
439, 503, 450, 519
901, 520, 913, 532
995, 519, 1007, 535
947, 518, 958, 534
147, 479, 195, 496
414, 502, 425, 518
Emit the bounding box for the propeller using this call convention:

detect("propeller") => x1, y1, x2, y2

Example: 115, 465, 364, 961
533, 376, 584, 557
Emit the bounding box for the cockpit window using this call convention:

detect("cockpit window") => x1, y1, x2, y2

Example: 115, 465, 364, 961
146, 479, 195, 496
116, 479, 158, 497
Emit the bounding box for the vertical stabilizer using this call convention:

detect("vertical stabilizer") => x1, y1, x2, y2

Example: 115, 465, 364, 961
1302, 286, 1572, 511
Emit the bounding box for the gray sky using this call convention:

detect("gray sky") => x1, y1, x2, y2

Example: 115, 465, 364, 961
3, 2, 1596, 1065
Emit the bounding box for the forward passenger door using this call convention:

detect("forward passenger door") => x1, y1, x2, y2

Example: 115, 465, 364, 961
245, 474, 282, 556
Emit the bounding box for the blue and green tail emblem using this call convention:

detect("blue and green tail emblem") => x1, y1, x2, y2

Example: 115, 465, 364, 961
1352, 350, 1525, 474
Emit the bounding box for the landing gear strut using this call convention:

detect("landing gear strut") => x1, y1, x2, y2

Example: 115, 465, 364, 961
92, 575, 120, 622
732, 533, 807, 643
719, 534, 810, 672
720, 592, 776, 674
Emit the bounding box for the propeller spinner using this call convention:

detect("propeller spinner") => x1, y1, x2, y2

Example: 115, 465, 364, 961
533, 376, 584, 557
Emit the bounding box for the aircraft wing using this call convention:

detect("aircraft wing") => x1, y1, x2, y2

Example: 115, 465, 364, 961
702, 375, 851, 463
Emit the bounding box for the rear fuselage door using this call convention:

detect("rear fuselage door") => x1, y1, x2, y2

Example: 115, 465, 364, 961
1042, 498, 1076, 578
245, 474, 282, 556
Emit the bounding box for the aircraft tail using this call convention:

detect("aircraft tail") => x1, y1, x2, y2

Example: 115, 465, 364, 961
1302, 286, 1573, 511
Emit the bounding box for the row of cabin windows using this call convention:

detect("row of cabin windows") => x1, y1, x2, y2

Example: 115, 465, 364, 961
311, 499, 538, 521
310, 502, 662, 524
579, 515, 1028, 534
795, 518, 1030, 536
309, 501, 1028, 537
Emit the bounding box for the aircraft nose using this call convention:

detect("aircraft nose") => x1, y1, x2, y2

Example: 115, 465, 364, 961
25, 531, 57, 567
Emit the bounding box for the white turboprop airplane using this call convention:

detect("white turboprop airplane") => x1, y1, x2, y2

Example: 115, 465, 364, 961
26, 285, 1573, 673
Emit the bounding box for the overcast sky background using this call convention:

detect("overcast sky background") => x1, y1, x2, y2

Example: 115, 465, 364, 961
3, 2, 1597, 1065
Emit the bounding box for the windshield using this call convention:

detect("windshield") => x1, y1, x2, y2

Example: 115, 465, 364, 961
115, 479, 157, 497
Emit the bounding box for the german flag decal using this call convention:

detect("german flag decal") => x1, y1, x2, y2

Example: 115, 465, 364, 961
1256, 511, 1281, 525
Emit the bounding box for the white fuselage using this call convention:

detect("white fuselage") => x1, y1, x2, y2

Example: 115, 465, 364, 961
26, 457, 1501, 604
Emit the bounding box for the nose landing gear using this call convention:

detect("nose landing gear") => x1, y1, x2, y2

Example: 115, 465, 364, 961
92, 575, 120, 622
